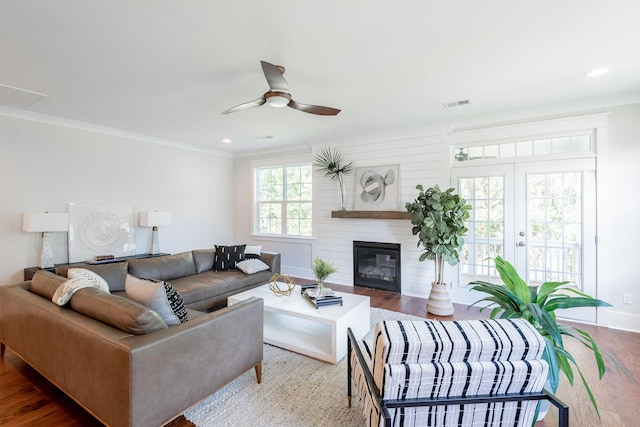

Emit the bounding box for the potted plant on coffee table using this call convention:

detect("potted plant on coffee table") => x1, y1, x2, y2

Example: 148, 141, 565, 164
312, 257, 338, 297
405, 184, 471, 315
469, 256, 627, 419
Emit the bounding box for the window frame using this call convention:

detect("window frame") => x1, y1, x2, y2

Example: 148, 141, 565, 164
252, 156, 313, 238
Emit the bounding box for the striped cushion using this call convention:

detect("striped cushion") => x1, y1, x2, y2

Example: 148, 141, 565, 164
372, 319, 545, 390
381, 360, 549, 401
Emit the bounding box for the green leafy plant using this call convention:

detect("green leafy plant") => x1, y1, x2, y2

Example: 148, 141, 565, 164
469, 256, 627, 418
405, 184, 471, 284
312, 257, 338, 284
313, 147, 354, 211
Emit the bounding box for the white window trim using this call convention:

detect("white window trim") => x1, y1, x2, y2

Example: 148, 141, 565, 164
251, 154, 313, 238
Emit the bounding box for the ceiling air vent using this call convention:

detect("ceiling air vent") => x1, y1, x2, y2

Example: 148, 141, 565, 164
443, 98, 472, 108
0, 83, 48, 108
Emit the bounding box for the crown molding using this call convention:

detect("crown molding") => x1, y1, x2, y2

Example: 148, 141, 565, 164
0, 106, 233, 158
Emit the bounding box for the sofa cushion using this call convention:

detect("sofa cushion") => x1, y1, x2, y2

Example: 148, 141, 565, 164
193, 248, 215, 273
125, 274, 188, 326
127, 252, 196, 281
236, 259, 270, 275
213, 244, 246, 271
56, 261, 128, 292
245, 245, 262, 260
170, 269, 273, 307
30, 270, 66, 299
69, 287, 168, 334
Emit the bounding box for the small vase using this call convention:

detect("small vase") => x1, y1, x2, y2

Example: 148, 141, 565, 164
316, 281, 325, 298
337, 177, 346, 211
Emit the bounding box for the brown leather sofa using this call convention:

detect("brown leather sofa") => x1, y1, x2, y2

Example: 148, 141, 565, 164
0, 249, 280, 426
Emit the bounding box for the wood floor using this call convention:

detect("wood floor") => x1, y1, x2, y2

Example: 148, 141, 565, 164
1, 283, 639, 426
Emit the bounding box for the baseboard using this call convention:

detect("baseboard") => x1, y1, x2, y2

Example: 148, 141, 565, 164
606, 310, 640, 333
280, 265, 312, 280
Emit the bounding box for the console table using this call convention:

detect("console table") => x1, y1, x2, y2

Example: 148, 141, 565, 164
24, 253, 170, 281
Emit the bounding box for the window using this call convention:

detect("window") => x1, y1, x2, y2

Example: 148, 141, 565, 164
453, 133, 591, 163
458, 174, 506, 284
255, 163, 312, 237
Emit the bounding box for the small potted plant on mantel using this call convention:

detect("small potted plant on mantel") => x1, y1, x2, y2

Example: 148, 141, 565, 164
405, 184, 471, 316
313, 147, 354, 211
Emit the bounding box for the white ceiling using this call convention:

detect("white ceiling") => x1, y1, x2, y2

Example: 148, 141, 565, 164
2, 1, 640, 154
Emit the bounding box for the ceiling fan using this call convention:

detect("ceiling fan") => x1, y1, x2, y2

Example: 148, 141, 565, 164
222, 60, 341, 116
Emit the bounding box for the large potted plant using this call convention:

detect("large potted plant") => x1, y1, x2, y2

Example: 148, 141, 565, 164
469, 256, 627, 419
405, 184, 471, 315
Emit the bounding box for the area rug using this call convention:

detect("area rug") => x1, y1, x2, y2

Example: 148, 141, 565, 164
184, 307, 421, 427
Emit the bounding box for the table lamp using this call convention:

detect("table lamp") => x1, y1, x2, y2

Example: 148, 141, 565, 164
139, 211, 171, 255
22, 212, 69, 268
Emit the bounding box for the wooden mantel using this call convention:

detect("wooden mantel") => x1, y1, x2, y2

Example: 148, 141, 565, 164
331, 210, 411, 220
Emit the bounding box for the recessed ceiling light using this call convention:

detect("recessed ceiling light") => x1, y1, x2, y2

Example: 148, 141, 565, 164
222, 138, 232, 144
586, 68, 609, 77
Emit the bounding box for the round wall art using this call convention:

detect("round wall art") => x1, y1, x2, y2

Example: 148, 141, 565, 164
68, 203, 136, 262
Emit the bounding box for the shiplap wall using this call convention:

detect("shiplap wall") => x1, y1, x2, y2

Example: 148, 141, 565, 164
311, 133, 449, 298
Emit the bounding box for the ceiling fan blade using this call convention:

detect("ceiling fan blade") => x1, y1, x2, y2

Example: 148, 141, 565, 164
261, 60, 289, 93
288, 100, 341, 116
221, 96, 266, 114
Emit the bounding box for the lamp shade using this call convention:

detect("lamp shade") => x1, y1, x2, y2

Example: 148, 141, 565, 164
139, 211, 172, 227
22, 212, 69, 232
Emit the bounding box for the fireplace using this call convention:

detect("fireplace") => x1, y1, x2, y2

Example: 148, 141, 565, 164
353, 241, 401, 293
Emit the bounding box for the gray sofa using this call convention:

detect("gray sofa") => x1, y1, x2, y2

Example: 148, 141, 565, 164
55, 249, 281, 310
0, 249, 281, 427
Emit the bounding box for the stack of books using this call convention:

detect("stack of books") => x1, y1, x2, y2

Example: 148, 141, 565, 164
301, 284, 343, 308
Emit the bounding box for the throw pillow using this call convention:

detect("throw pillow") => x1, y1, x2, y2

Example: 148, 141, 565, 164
52, 277, 108, 306
213, 244, 246, 271
236, 259, 270, 275
56, 262, 128, 292
125, 274, 188, 326
193, 248, 215, 273
70, 287, 168, 334
244, 245, 262, 260
30, 270, 66, 300
67, 268, 110, 293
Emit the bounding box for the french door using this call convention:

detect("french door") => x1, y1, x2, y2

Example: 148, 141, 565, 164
452, 158, 597, 322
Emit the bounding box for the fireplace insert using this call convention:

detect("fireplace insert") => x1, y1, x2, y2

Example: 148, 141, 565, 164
353, 241, 400, 293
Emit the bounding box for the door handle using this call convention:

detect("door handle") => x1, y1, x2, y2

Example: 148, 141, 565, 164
517, 241, 526, 247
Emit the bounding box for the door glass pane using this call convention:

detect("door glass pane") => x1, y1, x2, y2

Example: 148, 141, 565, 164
527, 172, 582, 288
459, 176, 505, 285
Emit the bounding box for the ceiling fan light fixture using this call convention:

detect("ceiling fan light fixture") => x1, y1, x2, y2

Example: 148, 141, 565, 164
223, 62, 339, 115
267, 94, 290, 108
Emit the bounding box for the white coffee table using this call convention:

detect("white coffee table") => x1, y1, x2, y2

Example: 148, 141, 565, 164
228, 284, 370, 364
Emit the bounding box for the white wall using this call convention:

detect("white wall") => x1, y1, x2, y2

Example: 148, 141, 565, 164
603, 104, 640, 332
232, 128, 451, 296
232, 103, 640, 332
0, 114, 234, 284
311, 133, 450, 297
